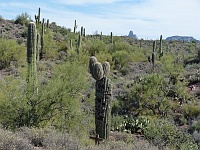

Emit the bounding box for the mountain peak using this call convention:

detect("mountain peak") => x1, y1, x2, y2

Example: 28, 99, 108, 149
128, 31, 137, 39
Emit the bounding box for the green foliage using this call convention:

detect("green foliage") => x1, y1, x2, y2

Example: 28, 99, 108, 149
191, 120, 200, 133
0, 61, 89, 133
160, 54, 184, 75
144, 118, 198, 149
182, 104, 200, 119
15, 12, 31, 26
112, 50, 132, 69
116, 74, 171, 116
112, 115, 149, 133
0, 38, 26, 69
43, 28, 59, 59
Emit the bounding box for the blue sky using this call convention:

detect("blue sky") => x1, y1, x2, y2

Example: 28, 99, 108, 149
0, 0, 199, 40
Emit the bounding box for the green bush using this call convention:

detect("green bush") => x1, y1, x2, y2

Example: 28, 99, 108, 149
0, 38, 26, 69
182, 104, 200, 119
0, 60, 90, 134
144, 118, 198, 150
15, 12, 31, 26
112, 50, 132, 69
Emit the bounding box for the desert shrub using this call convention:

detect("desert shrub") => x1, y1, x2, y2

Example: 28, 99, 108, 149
144, 118, 198, 150
15, 12, 31, 26
182, 104, 200, 119
0, 38, 26, 69
16, 127, 79, 149
116, 74, 172, 116
84, 140, 162, 150
112, 50, 132, 69
0, 61, 90, 132
192, 131, 200, 146
0, 126, 32, 150
85, 40, 108, 56
111, 40, 132, 53
43, 28, 59, 59
191, 120, 200, 132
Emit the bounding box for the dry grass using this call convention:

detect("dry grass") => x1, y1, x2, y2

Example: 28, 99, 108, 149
0, 126, 168, 150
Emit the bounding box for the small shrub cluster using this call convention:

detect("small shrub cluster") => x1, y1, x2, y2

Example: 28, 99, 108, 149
143, 118, 198, 150
0, 126, 32, 150
14, 12, 31, 26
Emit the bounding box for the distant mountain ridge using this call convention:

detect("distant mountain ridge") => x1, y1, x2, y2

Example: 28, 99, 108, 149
165, 36, 199, 43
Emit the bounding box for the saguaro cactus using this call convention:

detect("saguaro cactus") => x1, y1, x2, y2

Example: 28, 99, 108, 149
110, 32, 113, 44
40, 19, 44, 59
152, 40, 156, 70
89, 56, 112, 140
70, 39, 73, 49
159, 35, 163, 59
73, 20, 77, 33
77, 34, 81, 54
83, 28, 86, 37
27, 22, 37, 93
35, 8, 41, 24
81, 26, 83, 36
100, 32, 102, 40
47, 19, 49, 28
36, 33, 41, 62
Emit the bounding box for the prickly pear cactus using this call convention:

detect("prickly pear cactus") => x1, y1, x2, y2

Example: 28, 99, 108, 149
89, 57, 112, 140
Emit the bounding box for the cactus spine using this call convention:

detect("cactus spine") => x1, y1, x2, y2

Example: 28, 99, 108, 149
89, 56, 112, 140
27, 22, 37, 93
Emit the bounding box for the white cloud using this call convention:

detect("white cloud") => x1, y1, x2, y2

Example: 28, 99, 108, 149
53, 0, 125, 5
0, 0, 199, 39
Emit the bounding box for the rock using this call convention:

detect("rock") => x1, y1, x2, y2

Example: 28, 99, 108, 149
128, 31, 137, 39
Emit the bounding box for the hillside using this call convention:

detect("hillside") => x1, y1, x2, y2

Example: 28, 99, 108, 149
166, 35, 199, 43
0, 12, 199, 150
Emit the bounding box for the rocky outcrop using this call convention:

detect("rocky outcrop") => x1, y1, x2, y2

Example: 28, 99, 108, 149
128, 31, 137, 39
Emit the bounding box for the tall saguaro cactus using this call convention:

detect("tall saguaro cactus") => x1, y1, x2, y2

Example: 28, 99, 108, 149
110, 32, 113, 44
89, 56, 112, 140
36, 33, 41, 62
152, 40, 156, 70
38, 8, 41, 23
159, 35, 163, 59
35, 8, 41, 24
27, 22, 37, 93
77, 34, 81, 54
40, 19, 44, 59
73, 20, 77, 33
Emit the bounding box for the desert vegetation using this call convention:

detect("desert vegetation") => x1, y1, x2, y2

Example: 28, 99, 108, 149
0, 8, 199, 150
